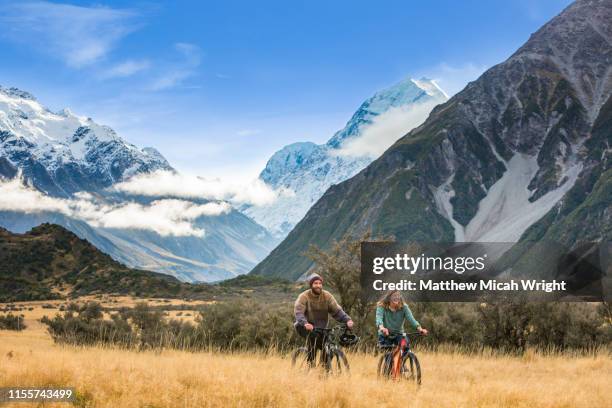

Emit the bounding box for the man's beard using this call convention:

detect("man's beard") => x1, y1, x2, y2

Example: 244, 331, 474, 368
311, 287, 322, 295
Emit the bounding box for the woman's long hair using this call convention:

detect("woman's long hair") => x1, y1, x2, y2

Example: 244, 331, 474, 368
377, 290, 405, 309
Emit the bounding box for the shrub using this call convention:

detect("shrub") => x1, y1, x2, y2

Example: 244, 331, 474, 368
40, 299, 612, 354
0, 313, 26, 330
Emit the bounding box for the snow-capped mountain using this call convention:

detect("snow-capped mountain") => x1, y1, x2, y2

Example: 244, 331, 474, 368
0, 86, 172, 196
0, 86, 277, 282
244, 77, 448, 237
252, 0, 612, 280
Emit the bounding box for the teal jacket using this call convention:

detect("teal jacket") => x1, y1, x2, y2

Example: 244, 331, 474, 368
375, 304, 420, 335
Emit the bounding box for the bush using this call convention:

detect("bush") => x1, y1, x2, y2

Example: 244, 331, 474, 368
40, 299, 612, 354
194, 300, 300, 351
41, 306, 134, 347
42, 302, 205, 350
0, 313, 26, 330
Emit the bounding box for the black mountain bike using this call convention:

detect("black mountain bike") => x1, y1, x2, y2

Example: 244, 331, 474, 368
291, 324, 353, 374
377, 331, 422, 385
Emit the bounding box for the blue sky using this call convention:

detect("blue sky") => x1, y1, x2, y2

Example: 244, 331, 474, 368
0, 0, 572, 180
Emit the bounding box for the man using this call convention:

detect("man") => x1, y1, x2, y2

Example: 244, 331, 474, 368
294, 273, 353, 365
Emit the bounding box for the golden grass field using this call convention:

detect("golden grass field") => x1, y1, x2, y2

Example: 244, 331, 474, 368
0, 303, 611, 408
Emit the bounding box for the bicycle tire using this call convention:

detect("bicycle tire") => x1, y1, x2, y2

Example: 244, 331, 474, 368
326, 348, 350, 375
402, 351, 421, 385
377, 353, 392, 378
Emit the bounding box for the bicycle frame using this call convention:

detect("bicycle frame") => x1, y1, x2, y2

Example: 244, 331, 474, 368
378, 331, 423, 383
307, 325, 344, 365
294, 324, 349, 371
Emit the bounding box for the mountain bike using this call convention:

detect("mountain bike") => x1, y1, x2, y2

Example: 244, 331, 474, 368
377, 331, 422, 384
291, 324, 356, 374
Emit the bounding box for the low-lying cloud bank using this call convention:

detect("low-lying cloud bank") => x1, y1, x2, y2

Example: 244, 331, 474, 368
113, 171, 293, 206
0, 177, 230, 237
334, 99, 441, 158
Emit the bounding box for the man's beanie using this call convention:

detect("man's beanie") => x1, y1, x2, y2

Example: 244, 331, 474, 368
308, 273, 323, 287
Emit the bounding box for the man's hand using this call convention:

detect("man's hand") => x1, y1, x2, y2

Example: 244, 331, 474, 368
346, 320, 354, 329
380, 326, 389, 336
304, 323, 314, 331
418, 327, 428, 336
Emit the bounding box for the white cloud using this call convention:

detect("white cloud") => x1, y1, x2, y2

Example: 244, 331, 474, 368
334, 100, 441, 158
0, 1, 139, 68
0, 177, 230, 237
101, 59, 150, 79
113, 170, 291, 207
0, 178, 72, 214
148, 43, 202, 90
90, 199, 230, 237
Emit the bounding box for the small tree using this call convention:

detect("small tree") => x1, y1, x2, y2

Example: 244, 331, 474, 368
305, 230, 393, 331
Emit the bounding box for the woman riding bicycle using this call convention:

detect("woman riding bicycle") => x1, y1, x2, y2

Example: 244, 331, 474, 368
376, 290, 428, 352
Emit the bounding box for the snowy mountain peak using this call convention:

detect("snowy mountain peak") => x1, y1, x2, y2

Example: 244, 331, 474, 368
0, 86, 36, 101
245, 76, 448, 237
411, 77, 449, 99
366, 76, 442, 113
260, 142, 320, 185
0, 85, 173, 196
141, 147, 171, 167
326, 77, 447, 149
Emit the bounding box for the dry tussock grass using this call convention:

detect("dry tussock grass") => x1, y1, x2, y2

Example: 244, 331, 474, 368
1, 326, 610, 408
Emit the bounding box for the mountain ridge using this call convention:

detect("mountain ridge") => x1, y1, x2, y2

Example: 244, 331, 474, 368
0, 85, 172, 196
250, 0, 612, 280
0, 222, 194, 302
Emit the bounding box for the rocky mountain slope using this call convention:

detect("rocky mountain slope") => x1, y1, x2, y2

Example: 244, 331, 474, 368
251, 0, 612, 280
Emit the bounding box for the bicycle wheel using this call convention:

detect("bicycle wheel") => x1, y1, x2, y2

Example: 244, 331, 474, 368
326, 348, 350, 375
402, 351, 421, 385
377, 353, 391, 378
291, 347, 312, 371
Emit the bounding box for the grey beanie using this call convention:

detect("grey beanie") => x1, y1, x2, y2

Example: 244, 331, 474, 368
308, 273, 323, 287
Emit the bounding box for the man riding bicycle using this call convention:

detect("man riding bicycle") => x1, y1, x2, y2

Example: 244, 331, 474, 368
294, 273, 354, 365
376, 290, 428, 353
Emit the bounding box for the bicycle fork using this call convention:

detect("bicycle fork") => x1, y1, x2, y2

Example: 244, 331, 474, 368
391, 337, 409, 380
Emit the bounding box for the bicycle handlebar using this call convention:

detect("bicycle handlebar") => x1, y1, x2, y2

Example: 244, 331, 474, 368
311, 327, 332, 333
308, 323, 349, 331
385, 330, 424, 337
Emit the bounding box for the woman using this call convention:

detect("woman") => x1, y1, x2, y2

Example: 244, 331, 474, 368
375, 290, 428, 348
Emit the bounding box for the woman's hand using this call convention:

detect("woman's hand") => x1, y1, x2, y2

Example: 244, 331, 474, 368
418, 327, 428, 336
379, 326, 389, 336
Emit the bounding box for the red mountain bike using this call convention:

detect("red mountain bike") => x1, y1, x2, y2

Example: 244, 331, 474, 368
377, 331, 422, 384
